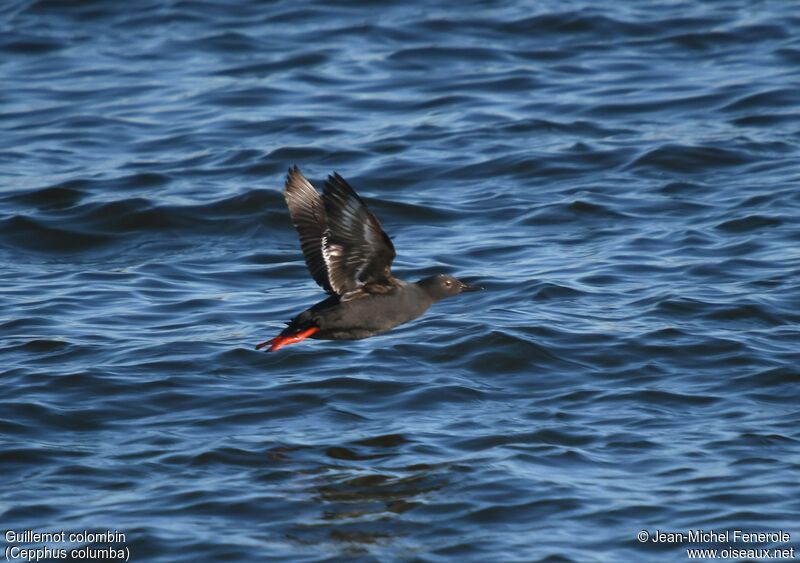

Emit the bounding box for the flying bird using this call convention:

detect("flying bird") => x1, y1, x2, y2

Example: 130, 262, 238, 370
256, 166, 481, 351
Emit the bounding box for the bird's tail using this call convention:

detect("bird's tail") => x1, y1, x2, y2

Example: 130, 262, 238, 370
255, 325, 319, 352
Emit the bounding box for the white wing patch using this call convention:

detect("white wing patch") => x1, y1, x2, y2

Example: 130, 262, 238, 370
321, 232, 346, 294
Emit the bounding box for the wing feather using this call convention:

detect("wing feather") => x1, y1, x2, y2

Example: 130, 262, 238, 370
283, 166, 333, 293
321, 172, 395, 296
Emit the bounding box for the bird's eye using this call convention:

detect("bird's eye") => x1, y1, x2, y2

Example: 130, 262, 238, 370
444, 280, 452, 287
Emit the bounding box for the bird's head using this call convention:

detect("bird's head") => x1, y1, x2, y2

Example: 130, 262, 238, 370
418, 274, 483, 301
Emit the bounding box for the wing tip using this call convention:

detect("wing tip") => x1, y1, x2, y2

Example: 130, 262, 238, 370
285, 165, 318, 198
326, 171, 348, 188
324, 171, 365, 209
286, 164, 301, 184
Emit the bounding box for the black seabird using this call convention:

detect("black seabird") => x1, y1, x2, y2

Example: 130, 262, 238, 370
257, 166, 481, 351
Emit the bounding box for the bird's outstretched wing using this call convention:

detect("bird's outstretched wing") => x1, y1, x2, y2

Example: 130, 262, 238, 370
321, 172, 396, 297
283, 166, 334, 293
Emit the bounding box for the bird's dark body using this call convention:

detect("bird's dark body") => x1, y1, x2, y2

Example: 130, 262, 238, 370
285, 280, 434, 340
256, 167, 481, 351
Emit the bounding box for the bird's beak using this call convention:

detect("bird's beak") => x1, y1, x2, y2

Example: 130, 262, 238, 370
460, 283, 483, 292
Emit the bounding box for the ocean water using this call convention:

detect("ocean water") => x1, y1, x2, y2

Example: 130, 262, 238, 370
2, 0, 799, 561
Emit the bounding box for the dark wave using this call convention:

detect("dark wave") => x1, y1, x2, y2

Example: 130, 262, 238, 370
628, 143, 754, 173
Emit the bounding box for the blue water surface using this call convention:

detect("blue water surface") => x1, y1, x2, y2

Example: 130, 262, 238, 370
1, 1, 799, 561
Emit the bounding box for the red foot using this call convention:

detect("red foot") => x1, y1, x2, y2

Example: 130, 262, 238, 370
256, 326, 319, 352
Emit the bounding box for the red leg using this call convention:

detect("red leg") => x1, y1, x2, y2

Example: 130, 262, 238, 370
256, 326, 319, 352
255, 336, 279, 350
